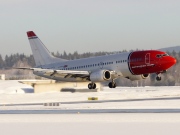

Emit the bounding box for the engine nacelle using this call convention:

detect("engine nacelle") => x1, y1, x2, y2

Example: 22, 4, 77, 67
90, 70, 111, 82
141, 74, 149, 79
127, 74, 149, 81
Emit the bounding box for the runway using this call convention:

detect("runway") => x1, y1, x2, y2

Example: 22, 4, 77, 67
1, 109, 180, 114
1, 96, 180, 113
1, 96, 180, 106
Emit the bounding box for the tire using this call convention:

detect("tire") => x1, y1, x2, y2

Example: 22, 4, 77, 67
156, 76, 161, 81
88, 83, 96, 89
92, 83, 96, 89
88, 83, 92, 89
108, 82, 113, 88
113, 83, 116, 88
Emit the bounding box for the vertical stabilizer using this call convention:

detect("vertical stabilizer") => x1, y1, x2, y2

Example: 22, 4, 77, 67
27, 31, 67, 67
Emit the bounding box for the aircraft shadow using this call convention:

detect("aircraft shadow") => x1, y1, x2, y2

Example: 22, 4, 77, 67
21, 88, 34, 93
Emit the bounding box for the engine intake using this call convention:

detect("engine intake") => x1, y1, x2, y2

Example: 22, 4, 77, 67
127, 74, 150, 81
141, 74, 149, 79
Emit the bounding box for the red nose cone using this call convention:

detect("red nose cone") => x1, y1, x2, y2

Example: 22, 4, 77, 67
166, 56, 176, 69
170, 57, 176, 66
173, 57, 176, 64
161, 56, 176, 70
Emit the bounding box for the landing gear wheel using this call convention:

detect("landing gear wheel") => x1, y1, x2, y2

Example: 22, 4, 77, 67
156, 76, 161, 81
92, 83, 96, 89
88, 83, 92, 89
88, 83, 96, 89
113, 83, 116, 88
108, 82, 112, 88
108, 82, 116, 88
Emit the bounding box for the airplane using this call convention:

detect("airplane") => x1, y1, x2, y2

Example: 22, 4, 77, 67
18, 31, 176, 89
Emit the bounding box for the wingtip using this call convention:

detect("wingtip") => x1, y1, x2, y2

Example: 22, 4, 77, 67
27, 31, 37, 38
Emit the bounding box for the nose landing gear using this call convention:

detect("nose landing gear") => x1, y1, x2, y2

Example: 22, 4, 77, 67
156, 76, 161, 81
156, 74, 161, 81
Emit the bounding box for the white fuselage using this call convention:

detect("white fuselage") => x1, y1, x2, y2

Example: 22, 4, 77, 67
35, 52, 131, 82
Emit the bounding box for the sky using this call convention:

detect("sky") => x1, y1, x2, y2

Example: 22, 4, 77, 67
0, 0, 180, 57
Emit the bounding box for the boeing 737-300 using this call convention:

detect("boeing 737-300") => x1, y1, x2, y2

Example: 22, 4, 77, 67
18, 31, 176, 89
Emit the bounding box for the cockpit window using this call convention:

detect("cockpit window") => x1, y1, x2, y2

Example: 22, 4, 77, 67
163, 53, 169, 56
156, 54, 162, 58
156, 53, 169, 58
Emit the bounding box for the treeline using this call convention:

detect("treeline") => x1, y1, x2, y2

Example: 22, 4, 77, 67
0, 54, 35, 69
52, 50, 126, 60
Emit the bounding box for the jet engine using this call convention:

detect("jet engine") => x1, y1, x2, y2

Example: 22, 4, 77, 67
90, 70, 111, 82
127, 74, 150, 81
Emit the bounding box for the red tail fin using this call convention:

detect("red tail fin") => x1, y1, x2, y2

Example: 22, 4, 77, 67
27, 31, 37, 38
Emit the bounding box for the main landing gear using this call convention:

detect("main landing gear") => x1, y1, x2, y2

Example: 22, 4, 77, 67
108, 80, 116, 88
88, 83, 96, 89
88, 80, 117, 89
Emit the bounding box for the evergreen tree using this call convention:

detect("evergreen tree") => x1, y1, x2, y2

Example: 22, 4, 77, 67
0, 54, 4, 69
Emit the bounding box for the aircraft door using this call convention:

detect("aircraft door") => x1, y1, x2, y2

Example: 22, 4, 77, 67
145, 53, 150, 64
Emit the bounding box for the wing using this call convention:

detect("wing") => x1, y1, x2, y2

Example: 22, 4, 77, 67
15, 67, 90, 80
42, 69, 90, 79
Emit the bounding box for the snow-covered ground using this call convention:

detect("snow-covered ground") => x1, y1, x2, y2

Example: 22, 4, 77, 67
0, 80, 33, 94
0, 80, 180, 110
0, 114, 180, 135
0, 80, 180, 135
